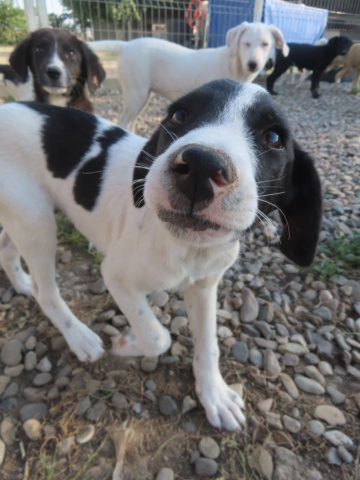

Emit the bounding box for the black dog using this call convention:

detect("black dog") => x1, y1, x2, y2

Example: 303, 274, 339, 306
267, 35, 353, 98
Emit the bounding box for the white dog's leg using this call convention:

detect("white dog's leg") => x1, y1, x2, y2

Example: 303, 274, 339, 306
1, 215, 104, 362
184, 279, 245, 431
0, 230, 33, 296
119, 91, 153, 132
102, 260, 171, 357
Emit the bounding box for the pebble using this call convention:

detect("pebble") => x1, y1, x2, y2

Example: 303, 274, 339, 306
325, 447, 342, 466
0, 376, 11, 397
282, 415, 301, 433
294, 375, 325, 395
1, 340, 23, 366
326, 385, 345, 404
249, 348, 263, 368
323, 430, 353, 448
76, 424, 95, 444
337, 445, 354, 464
159, 396, 177, 416
195, 458, 218, 477
257, 398, 273, 414
20, 403, 48, 422
4, 365, 24, 377
182, 395, 197, 414
111, 392, 129, 409
199, 437, 220, 459
314, 405, 346, 426
231, 341, 249, 362
265, 412, 283, 430
278, 343, 309, 356
155, 467, 174, 480
308, 420, 325, 436
170, 316, 188, 335
24, 351, 37, 371
240, 288, 259, 322
0, 439, 5, 465
317, 361, 333, 376
279, 373, 299, 399
249, 446, 273, 480
0, 417, 16, 445
33, 372, 52, 386
149, 291, 169, 308
264, 349, 282, 379
58, 436, 75, 456
140, 356, 159, 372
304, 366, 326, 386
86, 401, 107, 421
22, 419, 42, 441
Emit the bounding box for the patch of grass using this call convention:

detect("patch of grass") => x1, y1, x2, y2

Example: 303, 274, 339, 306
56, 213, 103, 268
313, 231, 360, 278
1, 95, 16, 103
351, 86, 359, 95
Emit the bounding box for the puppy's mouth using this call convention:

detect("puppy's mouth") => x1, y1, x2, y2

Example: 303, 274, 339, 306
43, 86, 68, 95
157, 206, 223, 232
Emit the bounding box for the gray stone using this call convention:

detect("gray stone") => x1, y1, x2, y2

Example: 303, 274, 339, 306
86, 401, 107, 421
231, 341, 249, 363
111, 393, 129, 409
159, 396, 177, 416
198, 437, 220, 459
25, 336, 37, 350
2, 382, 19, 400
279, 373, 299, 399
76, 425, 95, 444
239, 288, 259, 322
257, 398, 273, 414
195, 458, 218, 477
182, 395, 197, 414
155, 467, 174, 480
140, 356, 159, 372
149, 291, 169, 308
265, 412, 283, 430
33, 373, 52, 386
337, 445, 354, 464
283, 415, 301, 433
0, 376, 11, 397
4, 365, 24, 377
24, 351, 37, 371
314, 405, 346, 426
75, 396, 92, 416
89, 277, 107, 294
278, 343, 309, 356
0, 417, 16, 445
318, 361, 333, 376
326, 385, 345, 404
323, 430, 353, 447
0, 439, 5, 466
264, 349, 282, 379
312, 306, 332, 322
57, 436, 75, 456
282, 353, 300, 367
20, 403, 48, 422
170, 316, 188, 335
308, 420, 325, 436
294, 375, 325, 395
325, 447, 342, 466
304, 365, 326, 386
249, 348, 263, 368
1, 340, 23, 366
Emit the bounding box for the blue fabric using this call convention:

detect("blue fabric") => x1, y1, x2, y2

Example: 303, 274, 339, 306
264, 0, 328, 44
208, 0, 255, 48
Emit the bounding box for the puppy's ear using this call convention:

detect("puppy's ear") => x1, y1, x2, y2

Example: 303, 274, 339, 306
277, 142, 322, 267
9, 36, 32, 82
269, 25, 289, 57
80, 43, 106, 94
132, 128, 161, 208
226, 22, 249, 58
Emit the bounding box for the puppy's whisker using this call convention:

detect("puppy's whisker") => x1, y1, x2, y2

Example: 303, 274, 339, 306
139, 150, 156, 161
258, 199, 290, 240
258, 191, 285, 198
160, 123, 178, 141
256, 176, 286, 184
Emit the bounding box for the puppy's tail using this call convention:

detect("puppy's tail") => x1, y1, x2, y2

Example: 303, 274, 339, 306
87, 41, 123, 54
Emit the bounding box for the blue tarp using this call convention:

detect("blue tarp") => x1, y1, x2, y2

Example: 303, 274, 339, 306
208, 0, 255, 48
264, 0, 328, 44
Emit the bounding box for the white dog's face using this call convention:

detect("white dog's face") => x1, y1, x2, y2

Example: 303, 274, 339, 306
134, 80, 294, 249
226, 22, 289, 77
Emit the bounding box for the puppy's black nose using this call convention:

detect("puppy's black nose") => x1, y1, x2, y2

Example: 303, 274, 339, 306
46, 66, 61, 80
172, 147, 230, 208
248, 61, 258, 72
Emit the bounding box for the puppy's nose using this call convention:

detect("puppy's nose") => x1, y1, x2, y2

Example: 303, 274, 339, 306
172, 147, 230, 207
248, 61, 258, 72
46, 66, 61, 80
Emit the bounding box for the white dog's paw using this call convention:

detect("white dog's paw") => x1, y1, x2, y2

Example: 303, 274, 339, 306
14, 272, 33, 297
196, 374, 245, 431
112, 325, 171, 357
65, 322, 104, 362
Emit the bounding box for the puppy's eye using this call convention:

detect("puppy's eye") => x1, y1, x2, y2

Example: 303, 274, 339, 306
244, 42, 251, 48
35, 46, 43, 53
171, 109, 187, 125
262, 42, 269, 47
67, 49, 75, 58
264, 130, 283, 149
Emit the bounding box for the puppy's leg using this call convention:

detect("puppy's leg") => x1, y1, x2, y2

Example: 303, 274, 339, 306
184, 279, 245, 432
310, 70, 322, 98
119, 89, 152, 132
2, 211, 104, 362
335, 66, 351, 83
266, 62, 289, 94
352, 70, 360, 92
101, 260, 171, 357
0, 230, 32, 296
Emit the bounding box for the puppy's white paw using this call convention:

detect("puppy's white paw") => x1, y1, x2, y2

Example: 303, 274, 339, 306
65, 322, 104, 362
112, 325, 171, 357
196, 373, 245, 431
14, 273, 33, 297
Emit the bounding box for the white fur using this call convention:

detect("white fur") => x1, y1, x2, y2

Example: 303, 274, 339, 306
0, 84, 274, 431
89, 21, 288, 130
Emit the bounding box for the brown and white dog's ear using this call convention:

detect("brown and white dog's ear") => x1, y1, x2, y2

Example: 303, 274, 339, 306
277, 142, 322, 267
80, 43, 106, 94
132, 129, 161, 208
269, 24, 289, 56
226, 22, 249, 58
9, 36, 32, 83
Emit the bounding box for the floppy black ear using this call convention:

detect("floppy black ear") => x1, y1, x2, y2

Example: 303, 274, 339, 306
277, 142, 322, 267
132, 128, 161, 208
9, 36, 32, 83
80, 42, 106, 94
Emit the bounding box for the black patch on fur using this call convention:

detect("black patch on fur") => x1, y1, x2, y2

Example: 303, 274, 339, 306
27, 102, 97, 177
73, 127, 127, 210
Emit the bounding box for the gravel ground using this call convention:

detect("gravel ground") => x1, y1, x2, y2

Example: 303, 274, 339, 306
0, 77, 360, 480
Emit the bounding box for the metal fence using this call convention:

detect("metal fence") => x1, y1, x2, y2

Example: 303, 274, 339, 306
24, 0, 360, 46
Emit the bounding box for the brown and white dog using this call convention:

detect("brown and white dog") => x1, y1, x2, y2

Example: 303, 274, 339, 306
7, 28, 106, 112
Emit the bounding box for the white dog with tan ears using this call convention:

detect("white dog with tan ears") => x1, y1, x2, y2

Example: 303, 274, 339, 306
89, 22, 289, 130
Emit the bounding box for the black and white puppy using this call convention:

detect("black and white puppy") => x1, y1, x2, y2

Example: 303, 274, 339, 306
8, 28, 106, 111
0, 80, 322, 431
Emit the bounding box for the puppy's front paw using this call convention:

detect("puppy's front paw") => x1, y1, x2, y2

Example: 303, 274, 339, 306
196, 373, 245, 431
65, 322, 104, 362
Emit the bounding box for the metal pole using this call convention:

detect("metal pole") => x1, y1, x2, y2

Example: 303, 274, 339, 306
253, 0, 264, 22
37, 0, 50, 28
23, 0, 39, 31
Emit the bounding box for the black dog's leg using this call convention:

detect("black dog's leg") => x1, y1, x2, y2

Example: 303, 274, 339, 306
310, 70, 323, 98
266, 61, 290, 95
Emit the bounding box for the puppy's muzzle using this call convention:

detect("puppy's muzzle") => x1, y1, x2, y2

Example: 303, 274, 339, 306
170, 146, 235, 210
46, 66, 62, 82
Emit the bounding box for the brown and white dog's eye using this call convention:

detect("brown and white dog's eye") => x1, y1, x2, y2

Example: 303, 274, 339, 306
66, 49, 75, 59
171, 109, 188, 125
263, 130, 283, 149
35, 46, 44, 54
